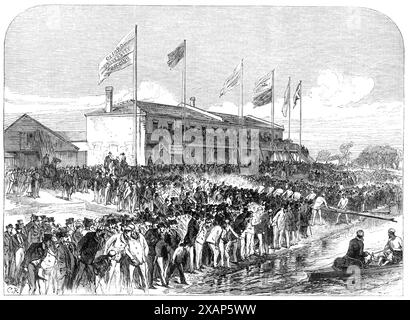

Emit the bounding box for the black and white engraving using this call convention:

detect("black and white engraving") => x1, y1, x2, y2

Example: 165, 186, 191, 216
2, 6, 404, 296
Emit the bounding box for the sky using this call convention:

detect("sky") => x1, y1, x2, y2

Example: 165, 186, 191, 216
3, 6, 404, 158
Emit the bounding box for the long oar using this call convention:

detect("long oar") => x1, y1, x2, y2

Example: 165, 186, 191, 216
326, 206, 397, 223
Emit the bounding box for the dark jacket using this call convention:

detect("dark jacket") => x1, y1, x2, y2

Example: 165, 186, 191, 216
184, 218, 199, 246
11, 233, 27, 253
22, 242, 48, 269
77, 232, 102, 265
346, 237, 365, 262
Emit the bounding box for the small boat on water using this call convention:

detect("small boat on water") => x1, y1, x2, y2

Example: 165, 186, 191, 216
307, 262, 402, 282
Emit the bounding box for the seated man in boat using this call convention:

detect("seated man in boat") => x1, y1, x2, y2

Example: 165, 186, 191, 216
378, 228, 403, 266
333, 230, 369, 270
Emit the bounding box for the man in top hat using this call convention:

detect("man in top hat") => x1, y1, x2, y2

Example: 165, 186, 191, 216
93, 171, 103, 204
65, 218, 75, 237
144, 223, 162, 289
16, 219, 27, 238
80, 165, 91, 193
104, 152, 112, 171
27, 216, 44, 247
55, 227, 77, 294
184, 211, 200, 273
73, 227, 106, 292
21, 233, 55, 294
32, 167, 41, 199
4, 224, 15, 284
119, 152, 127, 169
41, 216, 53, 234
71, 220, 85, 247
12, 223, 28, 282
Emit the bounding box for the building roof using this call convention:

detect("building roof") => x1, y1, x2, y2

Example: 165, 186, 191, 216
85, 100, 284, 130
56, 131, 87, 142
4, 111, 86, 132
5, 114, 79, 151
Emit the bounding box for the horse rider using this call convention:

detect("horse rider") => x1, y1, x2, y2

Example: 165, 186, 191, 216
378, 228, 403, 266
104, 152, 112, 172
41, 154, 50, 167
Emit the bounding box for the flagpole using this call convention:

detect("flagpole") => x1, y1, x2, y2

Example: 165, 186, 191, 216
240, 58, 244, 121
238, 58, 244, 171
184, 39, 187, 119
183, 39, 187, 166
299, 80, 302, 146
288, 77, 291, 140
271, 69, 275, 160
133, 24, 138, 166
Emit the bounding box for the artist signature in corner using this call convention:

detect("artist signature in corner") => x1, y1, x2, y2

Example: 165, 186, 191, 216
6, 285, 20, 295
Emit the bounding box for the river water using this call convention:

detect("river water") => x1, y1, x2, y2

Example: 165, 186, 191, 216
174, 217, 403, 296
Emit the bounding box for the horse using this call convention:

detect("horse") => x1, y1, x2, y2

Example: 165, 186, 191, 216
40, 157, 61, 190
17, 246, 59, 295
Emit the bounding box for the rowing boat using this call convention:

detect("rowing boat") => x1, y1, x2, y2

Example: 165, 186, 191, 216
307, 262, 402, 281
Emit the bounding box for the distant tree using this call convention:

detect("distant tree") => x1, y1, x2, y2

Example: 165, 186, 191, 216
339, 141, 354, 166
315, 150, 332, 163
355, 145, 401, 169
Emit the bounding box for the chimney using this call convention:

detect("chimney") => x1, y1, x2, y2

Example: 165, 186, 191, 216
105, 86, 113, 113
190, 96, 196, 108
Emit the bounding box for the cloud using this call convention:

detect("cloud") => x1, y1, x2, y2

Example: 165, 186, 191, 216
309, 70, 374, 108
4, 81, 178, 114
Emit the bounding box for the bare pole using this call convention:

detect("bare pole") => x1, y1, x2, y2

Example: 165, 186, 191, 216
288, 77, 291, 141
183, 39, 187, 123
133, 24, 138, 166
271, 69, 275, 159
299, 80, 302, 146
240, 58, 244, 121
183, 40, 187, 167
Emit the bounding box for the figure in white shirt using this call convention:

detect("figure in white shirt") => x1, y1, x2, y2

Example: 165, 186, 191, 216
305, 189, 316, 201
272, 188, 284, 197
336, 194, 350, 224
312, 193, 328, 225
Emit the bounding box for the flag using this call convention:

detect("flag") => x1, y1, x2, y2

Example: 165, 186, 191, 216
219, 61, 242, 98
282, 78, 291, 117
167, 42, 185, 69
293, 81, 301, 108
98, 29, 135, 84
252, 71, 273, 107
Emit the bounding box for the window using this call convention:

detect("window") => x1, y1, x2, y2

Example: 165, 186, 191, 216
153, 120, 159, 130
